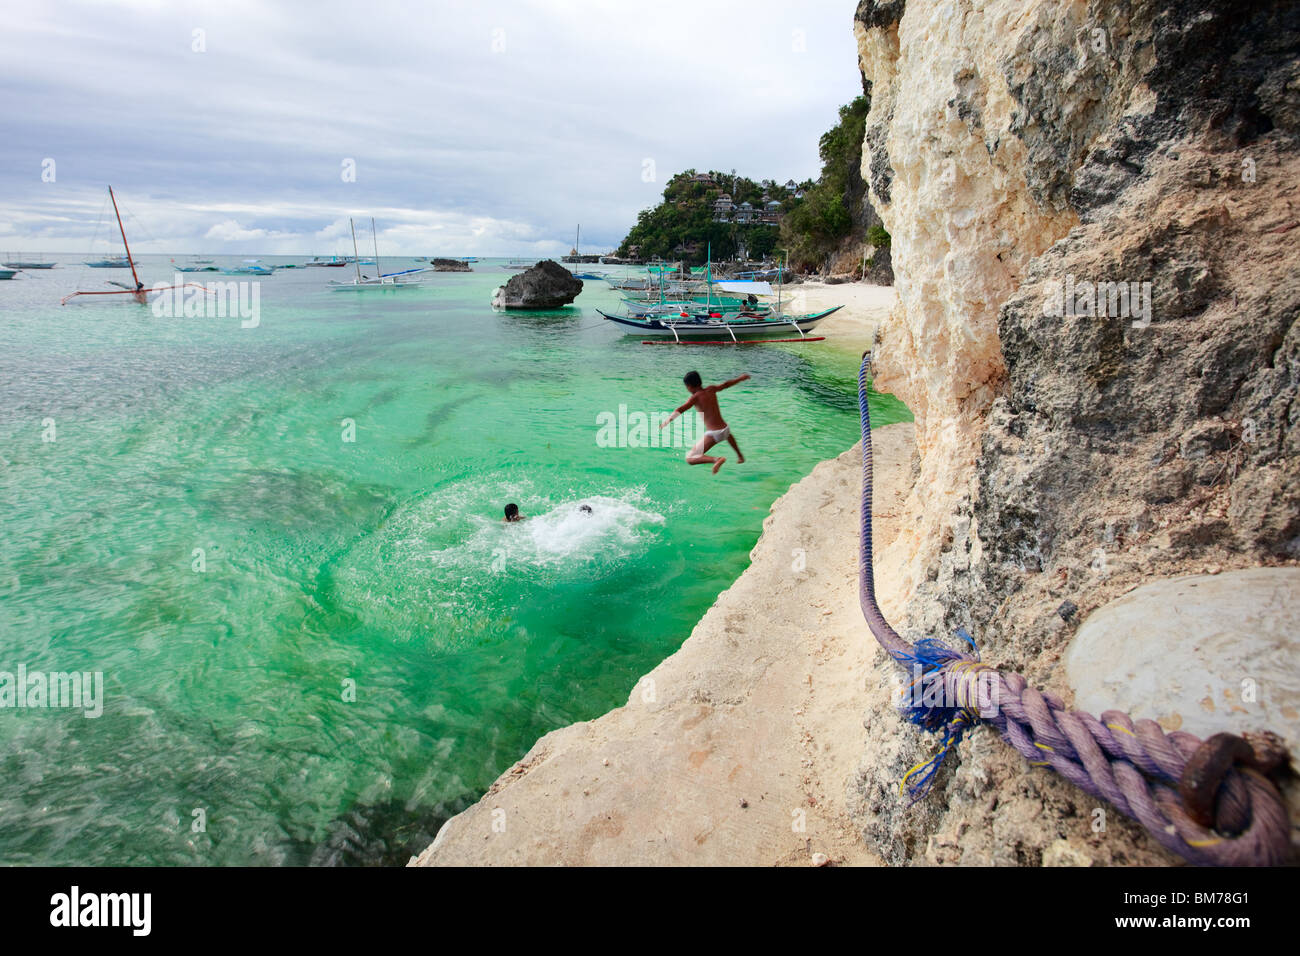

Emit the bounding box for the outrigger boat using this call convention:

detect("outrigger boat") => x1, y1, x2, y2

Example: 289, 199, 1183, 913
3, 258, 55, 269
329, 218, 428, 290
597, 305, 841, 341
598, 248, 840, 342
221, 259, 275, 276
0, 268, 18, 280
604, 274, 652, 291
62, 187, 212, 306
171, 258, 219, 273
85, 255, 131, 268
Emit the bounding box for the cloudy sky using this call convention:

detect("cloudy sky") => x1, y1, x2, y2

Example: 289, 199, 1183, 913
1, 0, 864, 257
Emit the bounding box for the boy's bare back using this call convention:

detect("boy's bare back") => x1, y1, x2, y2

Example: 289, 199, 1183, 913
681, 386, 726, 431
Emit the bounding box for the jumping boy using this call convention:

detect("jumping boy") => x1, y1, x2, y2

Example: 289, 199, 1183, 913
660, 370, 749, 474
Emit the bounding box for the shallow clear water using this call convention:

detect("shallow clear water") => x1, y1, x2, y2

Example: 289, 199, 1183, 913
0, 257, 909, 865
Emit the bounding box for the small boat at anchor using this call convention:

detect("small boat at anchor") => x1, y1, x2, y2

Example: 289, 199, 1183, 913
221, 260, 275, 276
329, 218, 428, 291
3, 259, 55, 269
171, 258, 219, 273
62, 187, 212, 306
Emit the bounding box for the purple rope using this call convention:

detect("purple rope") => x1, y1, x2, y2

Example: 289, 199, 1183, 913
856, 355, 1292, 866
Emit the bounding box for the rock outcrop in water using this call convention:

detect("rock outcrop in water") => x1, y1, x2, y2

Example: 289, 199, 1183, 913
853, 0, 1299, 864
491, 260, 583, 309
430, 258, 471, 272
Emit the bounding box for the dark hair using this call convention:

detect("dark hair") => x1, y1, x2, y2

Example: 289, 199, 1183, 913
579, 504, 592, 514
504, 503, 519, 519
683, 370, 702, 388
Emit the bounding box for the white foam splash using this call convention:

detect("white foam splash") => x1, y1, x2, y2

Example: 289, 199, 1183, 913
462, 494, 665, 570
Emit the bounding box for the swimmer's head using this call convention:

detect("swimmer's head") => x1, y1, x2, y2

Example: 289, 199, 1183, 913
504, 503, 520, 522
579, 504, 593, 515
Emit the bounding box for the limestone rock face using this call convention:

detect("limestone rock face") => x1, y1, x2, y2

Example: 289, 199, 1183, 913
491, 260, 583, 309
853, 0, 1300, 865
1065, 568, 1300, 753
855, 0, 1080, 607
863, 241, 893, 286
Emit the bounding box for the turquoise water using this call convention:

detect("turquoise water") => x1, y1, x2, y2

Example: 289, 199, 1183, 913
0, 258, 910, 865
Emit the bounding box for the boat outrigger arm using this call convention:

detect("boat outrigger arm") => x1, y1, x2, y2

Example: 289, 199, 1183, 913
61, 186, 212, 305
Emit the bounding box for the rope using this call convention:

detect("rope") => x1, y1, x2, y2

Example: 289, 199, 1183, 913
856, 355, 1293, 866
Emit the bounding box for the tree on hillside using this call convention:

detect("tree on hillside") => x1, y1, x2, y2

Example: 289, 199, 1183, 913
779, 96, 871, 272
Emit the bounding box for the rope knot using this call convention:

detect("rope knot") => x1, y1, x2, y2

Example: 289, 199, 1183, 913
1178, 731, 1290, 835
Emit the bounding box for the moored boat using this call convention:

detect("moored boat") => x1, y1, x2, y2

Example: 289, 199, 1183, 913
0, 268, 18, 280
85, 255, 131, 268
62, 187, 212, 306
170, 258, 219, 272
221, 260, 275, 276
3, 260, 55, 269
329, 218, 428, 291
597, 305, 841, 340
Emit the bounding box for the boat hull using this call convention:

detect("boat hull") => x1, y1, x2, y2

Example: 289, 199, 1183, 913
597, 306, 841, 338
328, 281, 424, 291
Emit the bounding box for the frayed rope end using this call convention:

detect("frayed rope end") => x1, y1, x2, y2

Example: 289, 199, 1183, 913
893, 628, 984, 802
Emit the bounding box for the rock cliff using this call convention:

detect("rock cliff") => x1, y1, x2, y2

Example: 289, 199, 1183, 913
853, 0, 1299, 864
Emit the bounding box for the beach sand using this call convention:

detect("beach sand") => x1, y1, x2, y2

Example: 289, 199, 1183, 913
789, 279, 893, 354
410, 283, 913, 866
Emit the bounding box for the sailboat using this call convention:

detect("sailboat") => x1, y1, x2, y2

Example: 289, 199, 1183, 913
329, 218, 427, 290
62, 187, 211, 306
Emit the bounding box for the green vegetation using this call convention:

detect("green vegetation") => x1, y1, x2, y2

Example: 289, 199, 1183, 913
613, 95, 872, 271
778, 96, 870, 271
614, 170, 802, 265
867, 223, 891, 249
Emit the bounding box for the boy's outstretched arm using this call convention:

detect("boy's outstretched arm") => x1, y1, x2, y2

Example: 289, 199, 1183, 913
660, 394, 697, 428
715, 373, 752, 391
